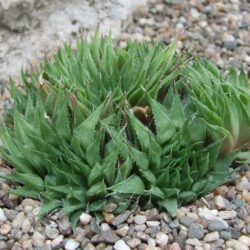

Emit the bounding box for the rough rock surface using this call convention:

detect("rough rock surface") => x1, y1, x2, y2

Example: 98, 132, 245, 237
0, 0, 147, 81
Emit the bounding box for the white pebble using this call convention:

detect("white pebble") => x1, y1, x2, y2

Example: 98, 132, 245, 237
0, 224, 12, 235
0, 208, 6, 222
236, 177, 250, 191
156, 232, 168, 247
33, 231, 46, 246
226, 239, 249, 250
148, 238, 156, 247
198, 207, 217, 220
51, 235, 64, 248
22, 199, 35, 207
238, 235, 250, 247
24, 205, 33, 214
101, 223, 111, 231
79, 213, 92, 225
134, 215, 147, 225
186, 238, 202, 246
215, 196, 226, 210
204, 232, 220, 242
190, 8, 200, 19
222, 33, 235, 42
12, 212, 25, 229
202, 242, 211, 250
65, 239, 80, 250
218, 211, 237, 220
146, 221, 160, 227
22, 219, 31, 234
114, 240, 130, 250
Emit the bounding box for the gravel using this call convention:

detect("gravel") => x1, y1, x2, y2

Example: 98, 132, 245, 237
122, 0, 250, 72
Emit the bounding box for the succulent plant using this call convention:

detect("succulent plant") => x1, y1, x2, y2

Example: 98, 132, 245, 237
0, 33, 249, 228
185, 60, 250, 155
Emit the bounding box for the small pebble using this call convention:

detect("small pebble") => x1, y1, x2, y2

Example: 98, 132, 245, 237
169, 242, 182, 250
235, 177, 250, 191
188, 223, 204, 240
146, 221, 160, 227
101, 223, 111, 231
226, 239, 249, 250
218, 210, 237, 220
215, 195, 227, 210
155, 232, 168, 248
204, 231, 220, 242
80, 213, 92, 225
208, 219, 229, 231
84, 243, 95, 250
0, 224, 12, 235
169, 219, 180, 229
0, 209, 6, 222
116, 226, 129, 237
186, 238, 202, 246
0, 241, 7, 250
135, 224, 146, 232
105, 203, 117, 213
238, 235, 250, 247
114, 239, 130, 250
198, 207, 217, 220
65, 239, 80, 250
51, 235, 64, 248
242, 190, 250, 203
134, 215, 147, 225
180, 216, 194, 227
127, 238, 141, 248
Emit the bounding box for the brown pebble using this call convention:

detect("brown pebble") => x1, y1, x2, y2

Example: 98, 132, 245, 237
103, 212, 115, 224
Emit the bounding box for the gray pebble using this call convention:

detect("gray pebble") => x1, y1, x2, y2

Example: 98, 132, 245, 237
127, 224, 135, 237
150, 226, 160, 238
90, 219, 100, 234
0, 236, 7, 241
169, 219, 180, 229
237, 207, 247, 220
227, 227, 241, 239
112, 211, 131, 226
5, 210, 17, 221
0, 241, 7, 250
224, 41, 237, 50
81, 238, 89, 248
147, 208, 160, 221
164, 0, 182, 5
232, 199, 246, 208
136, 231, 149, 242
134, 215, 147, 225
188, 223, 204, 240
179, 216, 193, 227
208, 220, 228, 231
246, 223, 250, 234
135, 224, 146, 232
210, 239, 224, 249
75, 227, 86, 242
11, 228, 22, 239
203, 5, 212, 14
91, 230, 120, 244
220, 230, 232, 240
45, 225, 59, 240
36, 244, 51, 250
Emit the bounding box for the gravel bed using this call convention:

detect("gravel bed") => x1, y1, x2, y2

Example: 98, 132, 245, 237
0, 165, 250, 249
121, 0, 250, 72
0, 0, 250, 249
